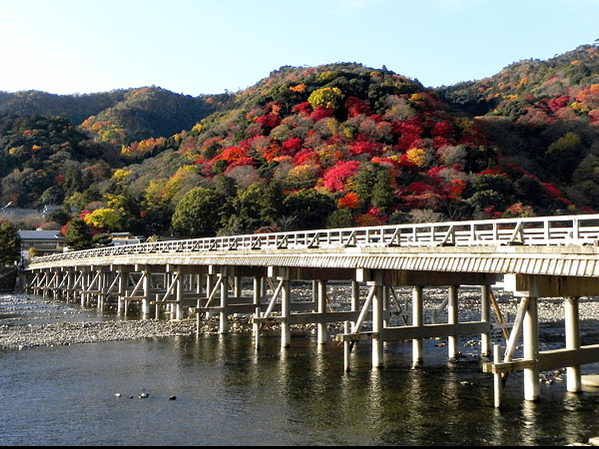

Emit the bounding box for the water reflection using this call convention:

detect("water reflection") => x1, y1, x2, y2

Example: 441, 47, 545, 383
5, 303, 599, 445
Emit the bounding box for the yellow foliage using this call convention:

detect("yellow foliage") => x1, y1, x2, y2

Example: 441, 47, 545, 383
103, 193, 126, 210
316, 71, 337, 83
8, 146, 24, 156
406, 148, 427, 168
287, 163, 320, 188
111, 169, 133, 182
308, 87, 343, 110
83, 208, 120, 230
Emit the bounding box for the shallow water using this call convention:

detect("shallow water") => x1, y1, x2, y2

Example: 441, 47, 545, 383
2, 294, 599, 445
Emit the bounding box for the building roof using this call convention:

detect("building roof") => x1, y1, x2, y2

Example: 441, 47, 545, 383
19, 230, 64, 241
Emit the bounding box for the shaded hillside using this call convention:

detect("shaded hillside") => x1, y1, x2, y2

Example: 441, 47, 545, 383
438, 44, 599, 115
0, 90, 129, 126
437, 43, 599, 211
0, 87, 235, 145
0, 113, 119, 209
79, 87, 235, 144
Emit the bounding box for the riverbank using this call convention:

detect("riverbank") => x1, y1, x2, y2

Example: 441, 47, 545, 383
0, 319, 198, 350
4, 288, 599, 351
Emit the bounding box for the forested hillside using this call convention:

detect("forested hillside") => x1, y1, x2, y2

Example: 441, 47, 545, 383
438, 43, 599, 210
1, 44, 599, 244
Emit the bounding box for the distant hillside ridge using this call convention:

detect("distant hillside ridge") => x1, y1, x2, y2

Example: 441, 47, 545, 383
0, 87, 236, 144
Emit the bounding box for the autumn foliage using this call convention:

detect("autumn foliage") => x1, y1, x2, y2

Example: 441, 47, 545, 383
2, 48, 599, 238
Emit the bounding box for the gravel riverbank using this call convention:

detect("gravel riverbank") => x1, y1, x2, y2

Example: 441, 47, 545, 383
4, 286, 599, 351
0, 319, 198, 350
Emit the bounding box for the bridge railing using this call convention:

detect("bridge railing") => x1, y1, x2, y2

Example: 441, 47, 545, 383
30, 214, 599, 266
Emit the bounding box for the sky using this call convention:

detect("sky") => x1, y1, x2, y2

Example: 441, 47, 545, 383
1, 0, 598, 97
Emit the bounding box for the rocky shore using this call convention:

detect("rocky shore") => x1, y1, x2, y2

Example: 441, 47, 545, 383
0, 318, 198, 350
3, 286, 599, 351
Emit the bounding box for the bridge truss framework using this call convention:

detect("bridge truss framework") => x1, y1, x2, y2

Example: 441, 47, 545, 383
26, 214, 599, 408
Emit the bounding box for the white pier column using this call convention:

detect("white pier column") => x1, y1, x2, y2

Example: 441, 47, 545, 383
142, 266, 152, 318
493, 344, 503, 408
97, 270, 105, 311
175, 268, 184, 320
344, 281, 360, 372
523, 296, 540, 402
448, 285, 459, 359
480, 284, 491, 357
253, 277, 262, 349
67, 270, 74, 303
372, 279, 384, 368
317, 280, 327, 344
565, 296, 582, 393
118, 270, 125, 315
219, 267, 229, 334
412, 286, 424, 367
81, 270, 89, 307
281, 272, 291, 349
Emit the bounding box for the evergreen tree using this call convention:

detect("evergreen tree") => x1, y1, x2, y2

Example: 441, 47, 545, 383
0, 221, 21, 266
64, 217, 93, 251
171, 187, 225, 237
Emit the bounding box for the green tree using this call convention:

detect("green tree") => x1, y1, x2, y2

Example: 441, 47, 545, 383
545, 132, 584, 182
282, 189, 336, 230
171, 187, 225, 237
326, 208, 354, 228
92, 233, 112, 248
0, 221, 21, 266
64, 217, 93, 251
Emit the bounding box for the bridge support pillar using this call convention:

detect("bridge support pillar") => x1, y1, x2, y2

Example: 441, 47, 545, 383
66, 270, 74, 303
448, 285, 459, 359
566, 296, 582, 393
175, 268, 184, 320
219, 267, 229, 334
480, 285, 491, 357
317, 280, 327, 344
493, 344, 504, 408
118, 271, 126, 315
412, 286, 424, 367
81, 270, 89, 307
281, 271, 291, 349
372, 279, 385, 368
252, 277, 262, 350
523, 296, 540, 402
97, 270, 105, 311
142, 266, 152, 318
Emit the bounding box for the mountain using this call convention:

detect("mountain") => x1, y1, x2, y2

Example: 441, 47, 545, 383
0, 87, 234, 144
1, 46, 599, 240
437, 43, 599, 209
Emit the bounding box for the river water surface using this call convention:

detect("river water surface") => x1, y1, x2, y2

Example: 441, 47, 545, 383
2, 293, 599, 445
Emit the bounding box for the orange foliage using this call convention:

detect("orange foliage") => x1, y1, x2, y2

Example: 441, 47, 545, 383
338, 192, 359, 209
289, 84, 306, 93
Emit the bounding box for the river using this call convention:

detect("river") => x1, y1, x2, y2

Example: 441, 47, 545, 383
2, 293, 599, 445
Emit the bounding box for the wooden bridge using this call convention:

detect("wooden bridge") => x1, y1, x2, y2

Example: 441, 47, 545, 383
26, 214, 599, 407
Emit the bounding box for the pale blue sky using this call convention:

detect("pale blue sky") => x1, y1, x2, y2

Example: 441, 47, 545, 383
1, 0, 598, 96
